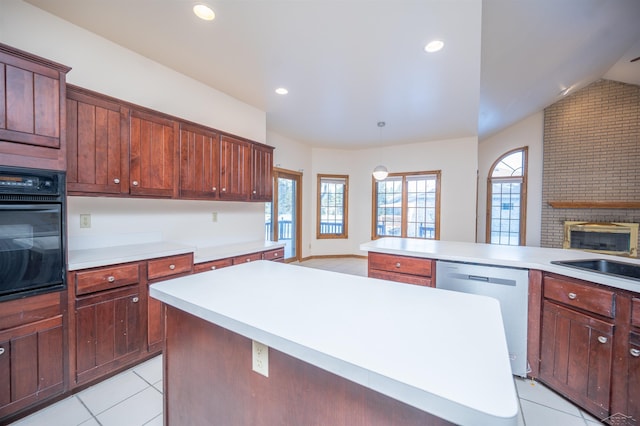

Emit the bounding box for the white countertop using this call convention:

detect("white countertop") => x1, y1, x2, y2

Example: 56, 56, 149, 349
360, 238, 640, 293
67, 240, 286, 271
150, 260, 519, 426
194, 240, 285, 263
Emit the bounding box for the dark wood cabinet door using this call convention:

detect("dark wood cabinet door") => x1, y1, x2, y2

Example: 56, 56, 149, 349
66, 87, 128, 195
539, 300, 614, 419
626, 333, 640, 425
75, 286, 142, 384
0, 316, 64, 419
129, 109, 178, 198
179, 123, 220, 199
251, 144, 273, 201
219, 135, 251, 200
0, 43, 70, 170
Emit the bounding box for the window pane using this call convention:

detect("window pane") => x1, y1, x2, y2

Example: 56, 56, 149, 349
318, 175, 348, 238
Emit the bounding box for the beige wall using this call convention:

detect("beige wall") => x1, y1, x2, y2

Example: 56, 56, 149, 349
478, 112, 544, 246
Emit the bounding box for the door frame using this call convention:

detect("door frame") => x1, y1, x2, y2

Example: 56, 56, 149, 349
272, 167, 302, 262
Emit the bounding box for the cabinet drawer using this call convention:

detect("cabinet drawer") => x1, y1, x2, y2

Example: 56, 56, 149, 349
147, 253, 193, 281
76, 264, 140, 296
263, 248, 284, 262
194, 258, 233, 273
369, 269, 432, 287
632, 298, 640, 328
368, 252, 433, 277
231, 252, 263, 265
543, 274, 615, 318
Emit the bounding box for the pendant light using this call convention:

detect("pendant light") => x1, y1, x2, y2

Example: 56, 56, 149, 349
372, 121, 388, 181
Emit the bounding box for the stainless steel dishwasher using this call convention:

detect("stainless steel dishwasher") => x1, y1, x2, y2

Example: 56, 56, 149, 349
435, 260, 529, 377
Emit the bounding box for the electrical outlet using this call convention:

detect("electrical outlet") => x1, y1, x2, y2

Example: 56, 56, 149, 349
80, 214, 91, 228
212, 212, 218, 222
252, 340, 269, 377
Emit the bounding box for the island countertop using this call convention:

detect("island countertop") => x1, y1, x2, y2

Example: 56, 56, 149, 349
150, 260, 519, 426
360, 238, 640, 293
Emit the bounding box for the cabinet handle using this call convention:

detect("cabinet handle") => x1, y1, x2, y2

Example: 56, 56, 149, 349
169, 264, 176, 270
107, 276, 116, 283
210, 266, 216, 270
597, 336, 608, 344
132, 180, 139, 186
113, 178, 120, 184
246, 258, 251, 262
630, 348, 640, 357
275, 252, 280, 257
568, 292, 577, 300
395, 262, 401, 268
132, 297, 139, 303
0, 347, 4, 355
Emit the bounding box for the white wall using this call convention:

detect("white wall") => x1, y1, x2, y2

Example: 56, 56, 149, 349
477, 112, 544, 246
309, 137, 479, 256
1, 0, 269, 250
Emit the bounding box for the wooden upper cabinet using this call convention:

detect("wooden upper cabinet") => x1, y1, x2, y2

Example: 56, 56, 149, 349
0, 43, 70, 170
129, 109, 179, 198
219, 135, 251, 200
251, 143, 274, 201
179, 122, 220, 200
66, 86, 129, 195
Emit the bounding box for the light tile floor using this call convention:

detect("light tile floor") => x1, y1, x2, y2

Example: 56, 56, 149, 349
10, 258, 606, 426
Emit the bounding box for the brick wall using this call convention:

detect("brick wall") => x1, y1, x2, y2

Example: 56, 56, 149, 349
541, 79, 640, 250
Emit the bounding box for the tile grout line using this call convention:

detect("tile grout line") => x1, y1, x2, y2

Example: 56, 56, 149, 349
74, 395, 103, 426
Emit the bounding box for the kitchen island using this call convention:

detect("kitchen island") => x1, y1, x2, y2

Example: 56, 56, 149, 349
150, 260, 518, 426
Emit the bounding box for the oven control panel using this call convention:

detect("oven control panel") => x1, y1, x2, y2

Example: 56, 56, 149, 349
0, 166, 61, 196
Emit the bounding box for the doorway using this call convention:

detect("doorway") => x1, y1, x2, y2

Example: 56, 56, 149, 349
265, 168, 302, 262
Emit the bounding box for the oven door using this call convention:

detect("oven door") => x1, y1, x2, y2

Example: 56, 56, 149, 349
0, 203, 64, 301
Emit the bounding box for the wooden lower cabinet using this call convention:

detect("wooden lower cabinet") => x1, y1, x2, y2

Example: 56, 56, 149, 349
368, 252, 435, 287
539, 300, 613, 419
146, 253, 193, 352
626, 332, 640, 425
75, 286, 142, 385
0, 315, 64, 419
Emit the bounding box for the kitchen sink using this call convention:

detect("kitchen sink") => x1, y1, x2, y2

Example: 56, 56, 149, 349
551, 259, 640, 281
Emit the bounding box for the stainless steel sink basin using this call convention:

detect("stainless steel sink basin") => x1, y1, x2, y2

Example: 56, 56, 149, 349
551, 259, 640, 281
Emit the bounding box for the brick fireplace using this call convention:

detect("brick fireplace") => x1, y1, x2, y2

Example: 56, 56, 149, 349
541, 79, 640, 254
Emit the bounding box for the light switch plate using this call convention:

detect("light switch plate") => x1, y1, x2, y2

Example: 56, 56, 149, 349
80, 214, 91, 228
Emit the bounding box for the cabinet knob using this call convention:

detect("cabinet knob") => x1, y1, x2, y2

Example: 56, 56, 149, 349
132, 297, 139, 303
246, 258, 251, 262
597, 336, 608, 344
169, 264, 176, 270
395, 262, 401, 268
211, 266, 216, 270
0, 347, 4, 356
212, 187, 217, 192
631, 348, 640, 357
275, 252, 280, 257
252, 190, 257, 194
107, 276, 116, 283
222, 188, 226, 192
568, 292, 577, 300
132, 180, 139, 186
113, 178, 120, 184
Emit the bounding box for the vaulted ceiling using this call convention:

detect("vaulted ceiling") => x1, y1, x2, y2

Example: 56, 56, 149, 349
25, 0, 640, 148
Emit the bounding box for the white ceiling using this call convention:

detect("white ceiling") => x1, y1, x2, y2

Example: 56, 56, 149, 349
25, 0, 640, 148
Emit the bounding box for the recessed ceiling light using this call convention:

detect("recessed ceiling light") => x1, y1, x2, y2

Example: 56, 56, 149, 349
275, 88, 288, 95
424, 40, 444, 53
193, 4, 215, 21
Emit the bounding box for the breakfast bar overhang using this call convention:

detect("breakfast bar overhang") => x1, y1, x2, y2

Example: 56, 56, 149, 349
150, 260, 519, 426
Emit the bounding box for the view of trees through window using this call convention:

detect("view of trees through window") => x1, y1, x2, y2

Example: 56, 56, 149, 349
487, 148, 527, 246
373, 172, 440, 239
317, 175, 348, 238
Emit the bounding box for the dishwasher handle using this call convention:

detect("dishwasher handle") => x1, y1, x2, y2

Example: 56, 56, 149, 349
468, 275, 490, 282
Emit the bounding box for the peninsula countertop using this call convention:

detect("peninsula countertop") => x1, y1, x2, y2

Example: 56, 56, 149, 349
360, 238, 640, 293
150, 260, 519, 426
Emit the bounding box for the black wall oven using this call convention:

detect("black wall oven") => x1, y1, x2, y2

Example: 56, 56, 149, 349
0, 165, 66, 302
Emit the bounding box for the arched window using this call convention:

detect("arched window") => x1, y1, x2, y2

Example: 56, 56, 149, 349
486, 148, 527, 246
